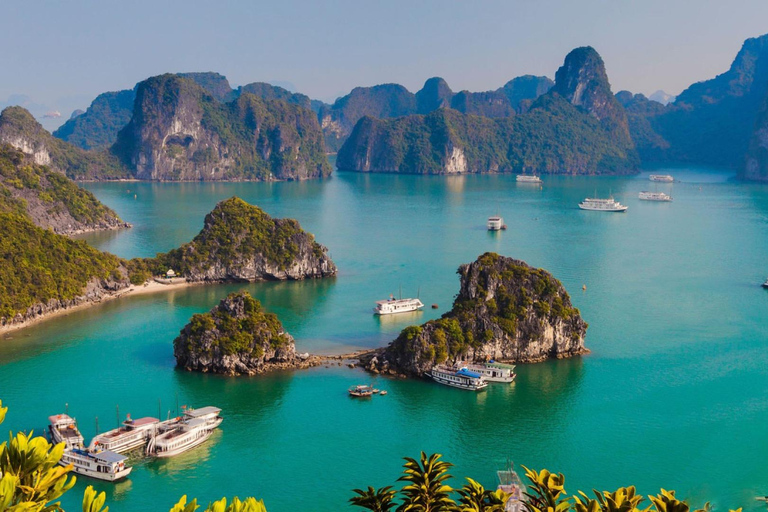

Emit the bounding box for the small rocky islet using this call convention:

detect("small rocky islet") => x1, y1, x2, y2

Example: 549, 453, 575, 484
173, 252, 588, 378
174, 291, 301, 375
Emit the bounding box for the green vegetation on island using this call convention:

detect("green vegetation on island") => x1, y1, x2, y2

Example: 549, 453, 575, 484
0, 144, 126, 233
126, 196, 336, 284
338, 47, 637, 175
0, 106, 130, 180
0, 212, 124, 322
53, 89, 137, 150
0, 195, 333, 328
173, 291, 295, 375
113, 74, 330, 181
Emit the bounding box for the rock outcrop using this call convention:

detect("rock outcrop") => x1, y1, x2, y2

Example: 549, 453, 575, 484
321, 76, 553, 151
0, 143, 129, 234
744, 92, 768, 181
131, 197, 336, 282
112, 74, 330, 181
0, 106, 129, 180
174, 291, 296, 375
551, 46, 633, 146
370, 253, 588, 377
626, 33, 768, 172
337, 46, 637, 175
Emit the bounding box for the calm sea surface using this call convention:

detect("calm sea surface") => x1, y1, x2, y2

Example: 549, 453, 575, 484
1, 169, 768, 511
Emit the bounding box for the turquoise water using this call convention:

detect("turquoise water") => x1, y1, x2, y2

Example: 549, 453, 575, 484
2, 170, 768, 511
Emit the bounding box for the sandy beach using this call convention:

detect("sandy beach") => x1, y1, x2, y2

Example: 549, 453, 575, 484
0, 279, 203, 336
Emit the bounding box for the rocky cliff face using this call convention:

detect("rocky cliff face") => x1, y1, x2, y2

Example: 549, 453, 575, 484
416, 77, 454, 114
337, 46, 637, 175
0, 144, 129, 234
0, 106, 128, 180
370, 253, 588, 377
319, 84, 417, 152
174, 291, 296, 375
627, 33, 768, 171
138, 197, 337, 282
113, 74, 330, 181
337, 92, 637, 175
744, 92, 768, 181
552, 46, 633, 144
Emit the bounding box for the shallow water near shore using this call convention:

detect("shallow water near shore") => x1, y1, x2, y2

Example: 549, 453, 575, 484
2, 169, 768, 511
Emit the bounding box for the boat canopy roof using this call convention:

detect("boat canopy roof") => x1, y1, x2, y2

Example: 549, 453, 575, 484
90, 450, 128, 463
185, 406, 220, 418
486, 362, 516, 370
375, 298, 421, 305
125, 417, 159, 426
183, 418, 208, 429
48, 414, 74, 424
456, 368, 482, 378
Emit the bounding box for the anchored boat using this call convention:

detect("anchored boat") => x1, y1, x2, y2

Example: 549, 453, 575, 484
762, 278, 768, 289
348, 385, 374, 397
487, 216, 507, 231
60, 448, 132, 482
373, 297, 424, 315
145, 406, 222, 458
649, 174, 674, 182
578, 197, 628, 212
89, 415, 160, 454
428, 365, 488, 391
639, 191, 672, 202
516, 175, 542, 184
48, 414, 84, 449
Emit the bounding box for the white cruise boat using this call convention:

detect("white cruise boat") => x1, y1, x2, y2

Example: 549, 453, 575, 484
48, 414, 84, 449
146, 406, 222, 458
639, 191, 672, 202
487, 216, 506, 231
464, 362, 516, 383
373, 297, 424, 315
428, 365, 487, 391
578, 197, 628, 212
89, 416, 160, 454
516, 175, 542, 184
649, 174, 674, 182
183, 406, 223, 428
59, 447, 132, 482
148, 418, 215, 458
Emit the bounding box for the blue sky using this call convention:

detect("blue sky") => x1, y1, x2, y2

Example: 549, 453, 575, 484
3, 0, 768, 129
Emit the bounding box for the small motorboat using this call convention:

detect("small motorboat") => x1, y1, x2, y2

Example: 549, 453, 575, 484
380, 391, 388, 396
372, 389, 380, 394
348, 385, 374, 397
762, 278, 768, 289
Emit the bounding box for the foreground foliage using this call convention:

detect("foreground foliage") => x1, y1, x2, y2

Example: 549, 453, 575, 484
0, 399, 268, 511
350, 453, 745, 512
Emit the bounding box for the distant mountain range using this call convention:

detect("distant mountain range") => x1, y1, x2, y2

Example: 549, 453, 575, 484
4, 32, 768, 180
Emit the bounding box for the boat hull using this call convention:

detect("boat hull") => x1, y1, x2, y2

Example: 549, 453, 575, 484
429, 372, 487, 391
373, 305, 424, 315
578, 205, 628, 212
57, 461, 132, 482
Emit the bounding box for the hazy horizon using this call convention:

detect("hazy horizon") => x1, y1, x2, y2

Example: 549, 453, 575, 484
3, 0, 768, 130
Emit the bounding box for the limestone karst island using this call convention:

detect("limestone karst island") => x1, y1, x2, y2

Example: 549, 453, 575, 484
1, 2, 767, 512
